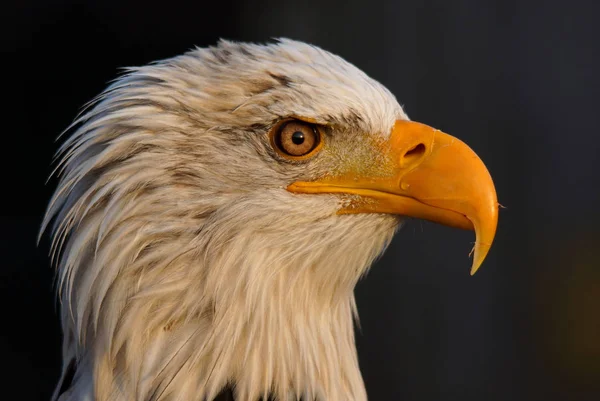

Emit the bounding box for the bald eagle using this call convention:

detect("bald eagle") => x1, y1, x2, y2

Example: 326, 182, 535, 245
41, 39, 498, 401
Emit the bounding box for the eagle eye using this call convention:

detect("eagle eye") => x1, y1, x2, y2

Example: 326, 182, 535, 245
270, 120, 322, 160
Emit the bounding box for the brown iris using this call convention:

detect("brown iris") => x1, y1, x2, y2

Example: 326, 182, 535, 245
270, 120, 322, 159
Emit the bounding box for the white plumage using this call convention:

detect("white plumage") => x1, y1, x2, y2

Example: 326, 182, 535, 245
43, 39, 406, 401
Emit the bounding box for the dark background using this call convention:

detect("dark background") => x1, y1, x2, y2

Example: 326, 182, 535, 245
3, 0, 599, 400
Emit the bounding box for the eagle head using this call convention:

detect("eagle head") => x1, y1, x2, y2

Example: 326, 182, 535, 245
43, 39, 498, 401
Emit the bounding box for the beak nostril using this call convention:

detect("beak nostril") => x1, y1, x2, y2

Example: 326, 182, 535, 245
405, 143, 426, 158
400, 143, 426, 168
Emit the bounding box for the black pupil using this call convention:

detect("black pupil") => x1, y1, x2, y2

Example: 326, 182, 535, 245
291, 131, 305, 145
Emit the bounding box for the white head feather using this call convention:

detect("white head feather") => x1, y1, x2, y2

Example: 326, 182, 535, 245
42, 39, 408, 401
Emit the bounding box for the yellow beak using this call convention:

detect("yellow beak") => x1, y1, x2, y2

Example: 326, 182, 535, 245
287, 120, 498, 275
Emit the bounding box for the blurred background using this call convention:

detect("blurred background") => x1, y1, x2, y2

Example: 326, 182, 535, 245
2, 0, 599, 400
